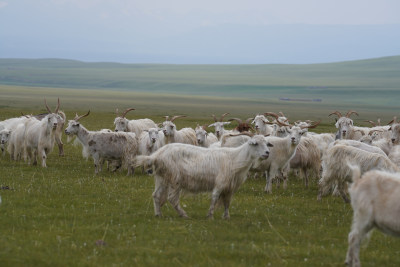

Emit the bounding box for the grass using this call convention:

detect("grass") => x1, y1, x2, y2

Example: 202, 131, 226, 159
1, 109, 400, 266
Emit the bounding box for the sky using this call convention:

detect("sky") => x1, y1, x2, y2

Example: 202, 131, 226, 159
0, 0, 399, 64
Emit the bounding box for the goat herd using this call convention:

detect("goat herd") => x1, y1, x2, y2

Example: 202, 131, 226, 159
1, 100, 400, 266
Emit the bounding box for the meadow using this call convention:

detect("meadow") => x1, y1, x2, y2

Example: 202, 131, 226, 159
1, 57, 400, 266
1, 108, 400, 266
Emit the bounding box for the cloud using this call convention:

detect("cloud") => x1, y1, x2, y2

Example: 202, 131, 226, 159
0, 1, 8, 9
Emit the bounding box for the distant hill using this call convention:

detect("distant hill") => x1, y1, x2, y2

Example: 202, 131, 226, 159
0, 56, 399, 91
0, 56, 399, 120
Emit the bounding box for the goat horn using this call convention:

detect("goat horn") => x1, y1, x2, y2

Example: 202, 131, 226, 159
345, 110, 359, 118
278, 111, 285, 117
170, 115, 186, 122
44, 98, 52, 113
115, 108, 119, 116
365, 120, 376, 127
74, 110, 90, 121
377, 118, 381, 126
54, 98, 60, 114
211, 114, 218, 122
264, 112, 279, 120
328, 111, 342, 118
121, 108, 135, 118
388, 116, 397, 125
276, 119, 291, 127
220, 112, 230, 122
303, 120, 321, 129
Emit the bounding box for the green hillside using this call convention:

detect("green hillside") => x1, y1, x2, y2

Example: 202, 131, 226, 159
0, 56, 399, 121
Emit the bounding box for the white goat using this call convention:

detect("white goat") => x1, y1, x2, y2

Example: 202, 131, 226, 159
33, 98, 66, 156
359, 135, 392, 155
264, 112, 291, 137
161, 115, 196, 145
318, 145, 400, 202
0, 115, 30, 132
345, 166, 400, 267
24, 109, 60, 167
329, 110, 366, 140
306, 133, 335, 158
114, 108, 156, 136
65, 111, 138, 175
256, 124, 314, 193
134, 135, 273, 219
252, 114, 274, 136
195, 124, 218, 147
388, 145, 400, 166
289, 136, 321, 187
0, 129, 11, 156
208, 113, 232, 140
332, 139, 387, 157
138, 128, 165, 156
7, 122, 29, 161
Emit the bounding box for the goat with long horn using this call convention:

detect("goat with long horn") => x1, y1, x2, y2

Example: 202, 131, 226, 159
209, 113, 232, 140
161, 114, 196, 145
114, 107, 156, 136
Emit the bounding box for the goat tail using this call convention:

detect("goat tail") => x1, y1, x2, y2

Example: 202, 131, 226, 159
347, 163, 361, 184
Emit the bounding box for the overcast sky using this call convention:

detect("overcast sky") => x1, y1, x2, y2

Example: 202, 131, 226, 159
0, 0, 399, 64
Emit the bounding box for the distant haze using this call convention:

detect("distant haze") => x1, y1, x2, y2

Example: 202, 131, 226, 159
0, 0, 399, 64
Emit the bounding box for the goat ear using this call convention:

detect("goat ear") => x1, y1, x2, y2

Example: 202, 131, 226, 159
335, 121, 340, 128
208, 123, 216, 127
267, 142, 273, 147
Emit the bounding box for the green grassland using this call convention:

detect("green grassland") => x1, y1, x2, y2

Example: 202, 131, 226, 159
0, 57, 400, 266
1, 110, 400, 266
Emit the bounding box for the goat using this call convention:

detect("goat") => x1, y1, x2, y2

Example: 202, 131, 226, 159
0, 129, 11, 156
252, 114, 274, 136
389, 145, 400, 166
114, 108, 156, 136
359, 135, 392, 155
65, 111, 138, 175
195, 124, 218, 147
289, 136, 321, 188
255, 121, 318, 193
161, 115, 196, 145
318, 145, 400, 202
345, 166, 400, 267
24, 99, 61, 167
329, 110, 366, 140
6, 120, 34, 161
138, 128, 165, 156
134, 135, 273, 219
32, 98, 66, 156
208, 113, 231, 140
228, 117, 254, 133
332, 139, 387, 157
264, 112, 291, 137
